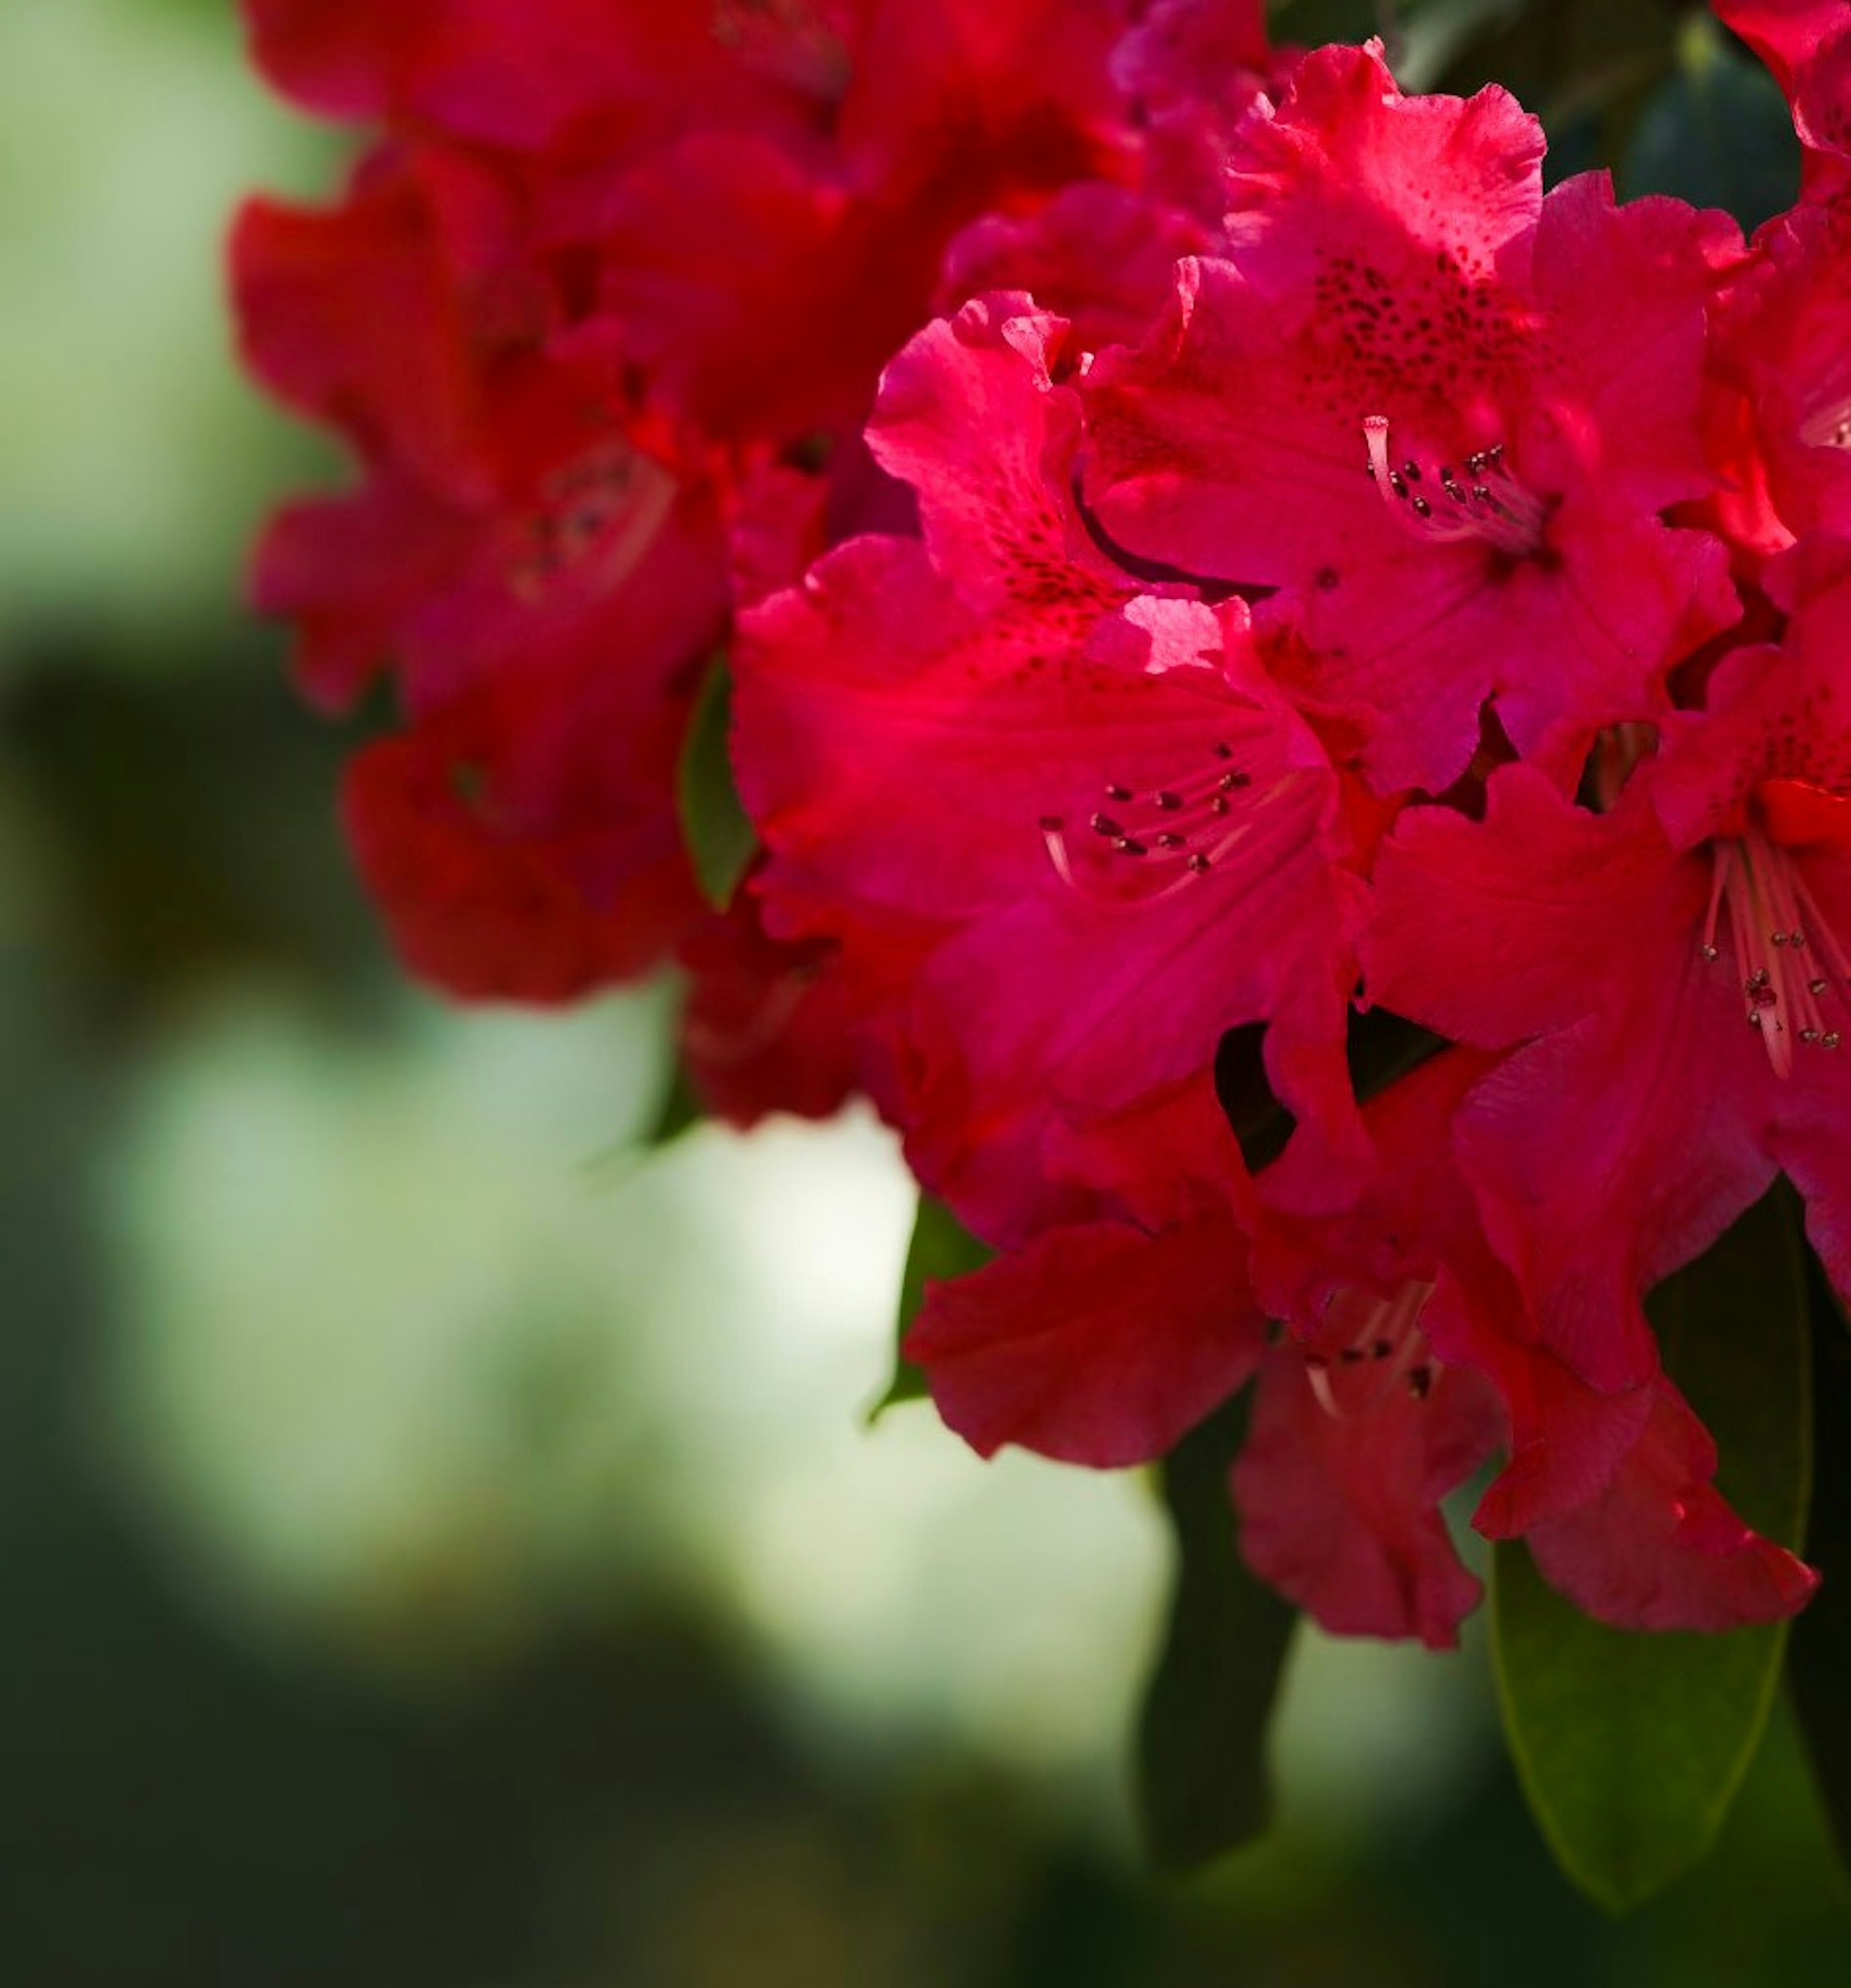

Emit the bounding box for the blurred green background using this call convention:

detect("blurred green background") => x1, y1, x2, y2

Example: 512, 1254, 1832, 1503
2, 2, 1848, 1982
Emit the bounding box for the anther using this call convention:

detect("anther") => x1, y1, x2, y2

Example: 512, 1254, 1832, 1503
1365, 418, 1547, 555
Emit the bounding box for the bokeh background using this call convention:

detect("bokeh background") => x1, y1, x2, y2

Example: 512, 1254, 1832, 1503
4, 2, 1850, 1982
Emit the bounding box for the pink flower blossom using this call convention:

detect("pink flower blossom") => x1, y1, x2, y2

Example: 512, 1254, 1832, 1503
735, 298, 1370, 1239
1082, 41, 1742, 793
1365, 563, 1851, 1397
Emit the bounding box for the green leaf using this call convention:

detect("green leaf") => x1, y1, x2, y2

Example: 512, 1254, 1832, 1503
675, 656, 756, 911
1396, 0, 1530, 94
1492, 1186, 1812, 1912
643, 1057, 704, 1149
1137, 1396, 1298, 1872
1788, 1256, 1851, 1875
1620, 14, 1800, 234
869, 1193, 992, 1419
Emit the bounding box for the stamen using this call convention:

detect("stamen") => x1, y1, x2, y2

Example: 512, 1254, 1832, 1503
510, 444, 676, 596
1698, 829, 1851, 1077
1800, 391, 1851, 453
1303, 1280, 1436, 1420
1363, 416, 1548, 557
1037, 743, 1289, 909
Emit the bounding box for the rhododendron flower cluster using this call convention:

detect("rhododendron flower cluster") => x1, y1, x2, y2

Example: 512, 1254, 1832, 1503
732, 22, 1851, 1645
237, 0, 1851, 1755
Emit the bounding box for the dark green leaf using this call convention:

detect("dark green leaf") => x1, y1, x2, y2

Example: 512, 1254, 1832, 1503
1492, 1186, 1812, 1911
869, 1193, 992, 1419
675, 656, 756, 911
1621, 14, 1800, 233
1212, 1024, 1295, 1174
1788, 1256, 1851, 1875
1137, 1397, 1298, 1872
1397, 0, 1530, 94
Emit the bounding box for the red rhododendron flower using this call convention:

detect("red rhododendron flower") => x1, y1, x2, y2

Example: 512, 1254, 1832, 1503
233, 0, 1851, 1674
235, 0, 1171, 1031
907, 1075, 1266, 1468
242, 0, 857, 152
1257, 1043, 1812, 1632
735, 298, 1370, 1238
1082, 41, 1742, 793
233, 146, 730, 994
904, 1063, 1502, 1647
1365, 560, 1851, 1400
673, 897, 860, 1128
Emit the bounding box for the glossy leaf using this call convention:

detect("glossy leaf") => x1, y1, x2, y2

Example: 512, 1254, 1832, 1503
870, 1193, 992, 1419
675, 656, 756, 911
1789, 1258, 1851, 1875
1138, 1397, 1298, 1872
1492, 1187, 1812, 1912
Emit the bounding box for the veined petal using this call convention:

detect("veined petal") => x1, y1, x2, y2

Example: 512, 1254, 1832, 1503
908, 1211, 1263, 1467
1525, 1389, 1817, 1631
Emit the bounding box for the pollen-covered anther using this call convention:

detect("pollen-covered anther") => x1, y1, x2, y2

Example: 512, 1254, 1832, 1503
1699, 830, 1851, 1078
1362, 416, 1547, 557
1038, 743, 1271, 907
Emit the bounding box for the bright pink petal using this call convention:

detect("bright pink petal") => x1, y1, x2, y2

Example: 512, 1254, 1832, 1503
939, 187, 1211, 360
1525, 1387, 1817, 1631
1234, 1341, 1500, 1648
865, 302, 1114, 601
241, 0, 841, 150
908, 1212, 1264, 1467
250, 482, 474, 711
1083, 69, 1737, 793
230, 162, 489, 497
1715, 0, 1849, 96
343, 717, 702, 1002
1365, 767, 1691, 1046
676, 902, 858, 1128
1456, 983, 1779, 1395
